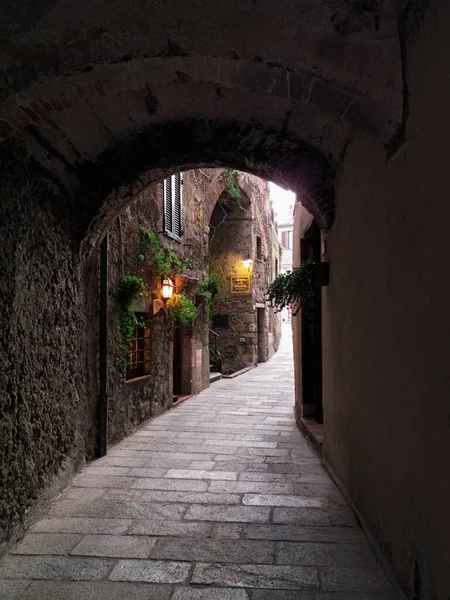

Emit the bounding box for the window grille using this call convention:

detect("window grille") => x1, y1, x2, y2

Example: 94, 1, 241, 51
164, 173, 183, 240
256, 236, 262, 260
126, 313, 150, 380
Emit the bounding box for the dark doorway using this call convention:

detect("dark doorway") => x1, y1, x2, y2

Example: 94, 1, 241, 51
257, 307, 265, 363
173, 325, 184, 400
300, 222, 323, 424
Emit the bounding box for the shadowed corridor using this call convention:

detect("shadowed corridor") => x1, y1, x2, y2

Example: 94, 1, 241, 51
0, 326, 399, 599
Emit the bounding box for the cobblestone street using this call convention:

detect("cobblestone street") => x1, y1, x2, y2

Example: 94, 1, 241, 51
0, 328, 399, 599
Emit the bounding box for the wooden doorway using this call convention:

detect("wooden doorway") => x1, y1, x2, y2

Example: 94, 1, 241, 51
300, 222, 323, 424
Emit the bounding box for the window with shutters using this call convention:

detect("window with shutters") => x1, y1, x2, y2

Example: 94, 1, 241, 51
163, 173, 183, 241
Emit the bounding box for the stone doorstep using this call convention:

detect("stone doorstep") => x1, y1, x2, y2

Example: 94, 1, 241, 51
210, 372, 222, 383
298, 418, 324, 455
222, 366, 256, 379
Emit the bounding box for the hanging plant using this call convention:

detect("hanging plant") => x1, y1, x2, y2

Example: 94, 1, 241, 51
267, 260, 315, 318
167, 293, 198, 325
116, 275, 147, 371
196, 273, 221, 321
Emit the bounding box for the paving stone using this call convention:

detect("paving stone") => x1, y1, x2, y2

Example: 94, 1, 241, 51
277, 542, 378, 567
72, 475, 137, 489
166, 470, 238, 480
251, 592, 315, 600
139, 491, 240, 505
244, 524, 367, 543
11, 533, 82, 555
191, 563, 319, 590
21, 580, 173, 599
50, 499, 187, 520
31, 517, 132, 535
171, 588, 250, 599
151, 537, 274, 564
209, 481, 293, 495
127, 468, 172, 478
131, 478, 208, 491
239, 473, 289, 482
185, 505, 270, 524
109, 559, 190, 584
0, 579, 30, 600
212, 523, 243, 539
128, 518, 212, 537
243, 494, 327, 508
214, 462, 269, 473
0, 556, 115, 581
320, 566, 394, 592
315, 594, 399, 600
61, 488, 107, 501
236, 447, 290, 457
71, 535, 156, 558
188, 461, 216, 470
273, 508, 358, 527
86, 467, 131, 476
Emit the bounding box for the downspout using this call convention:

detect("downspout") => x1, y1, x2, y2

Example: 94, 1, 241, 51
96, 234, 108, 457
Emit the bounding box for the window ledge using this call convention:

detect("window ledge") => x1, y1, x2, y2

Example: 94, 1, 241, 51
126, 374, 152, 385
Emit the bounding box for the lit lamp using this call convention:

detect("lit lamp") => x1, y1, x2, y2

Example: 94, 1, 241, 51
161, 277, 175, 300
242, 258, 253, 271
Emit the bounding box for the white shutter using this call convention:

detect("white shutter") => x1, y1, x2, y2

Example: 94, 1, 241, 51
173, 173, 182, 238
164, 176, 172, 235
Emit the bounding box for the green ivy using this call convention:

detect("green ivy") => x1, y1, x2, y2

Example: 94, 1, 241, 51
197, 273, 221, 322
138, 224, 191, 278
226, 169, 242, 206
279, 242, 284, 261
167, 293, 197, 325
267, 260, 315, 318
117, 275, 147, 371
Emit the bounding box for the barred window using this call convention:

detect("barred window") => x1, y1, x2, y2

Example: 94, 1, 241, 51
126, 313, 151, 381
164, 173, 183, 240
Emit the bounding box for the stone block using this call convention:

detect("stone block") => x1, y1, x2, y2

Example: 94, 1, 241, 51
139, 491, 240, 505
0, 556, 115, 581
109, 559, 190, 584
71, 535, 156, 558
31, 517, 132, 535
184, 505, 270, 523
273, 508, 358, 528
128, 519, 212, 537
243, 494, 327, 508
277, 542, 378, 567
209, 481, 293, 495
165, 470, 237, 480
0, 580, 30, 600
151, 537, 275, 564
244, 524, 367, 544
191, 563, 320, 590
20, 581, 172, 600
131, 478, 208, 491
11, 533, 82, 555
172, 589, 250, 599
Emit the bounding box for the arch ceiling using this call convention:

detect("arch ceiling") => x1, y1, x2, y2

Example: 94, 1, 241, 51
0, 0, 406, 231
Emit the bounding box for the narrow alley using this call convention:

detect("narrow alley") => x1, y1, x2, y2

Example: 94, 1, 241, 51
0, 327, 399, 599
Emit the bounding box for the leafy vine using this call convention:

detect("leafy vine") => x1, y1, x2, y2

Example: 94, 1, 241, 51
267, 260, 315, 318
196, 273, 221, 321
116, 275, 147, 371
167, 293, 198, 325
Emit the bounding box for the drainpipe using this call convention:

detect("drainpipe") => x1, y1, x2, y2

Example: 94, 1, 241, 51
96, 234, 108, 457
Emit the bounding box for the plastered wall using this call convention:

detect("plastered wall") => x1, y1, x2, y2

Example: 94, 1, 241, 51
322, 2, 450, 596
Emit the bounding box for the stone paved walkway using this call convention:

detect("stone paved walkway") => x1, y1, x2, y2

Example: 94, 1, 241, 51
0, 327, 399, 599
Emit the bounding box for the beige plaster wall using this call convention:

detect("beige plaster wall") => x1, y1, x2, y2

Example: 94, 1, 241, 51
322, 2, 450, 596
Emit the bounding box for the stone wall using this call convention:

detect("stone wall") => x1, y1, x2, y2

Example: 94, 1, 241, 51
293, 2, 450, 596
0, 141, 93, 553
105, 171, 215, 443
209, 173, 281, 375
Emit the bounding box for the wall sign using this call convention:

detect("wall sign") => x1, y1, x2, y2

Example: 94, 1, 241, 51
231, 276, 251, 294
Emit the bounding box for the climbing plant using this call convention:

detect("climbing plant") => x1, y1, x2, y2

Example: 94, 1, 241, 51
138, 224, 191, 278
196, 273, 221, 321
267, 260, 315, 318
116, 275, 147, 371
225, 169, 241, 205
167, 293, 198, 325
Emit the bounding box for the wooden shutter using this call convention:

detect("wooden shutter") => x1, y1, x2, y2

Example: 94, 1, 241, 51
164, 176, 173, 235
173, 173, 182, 238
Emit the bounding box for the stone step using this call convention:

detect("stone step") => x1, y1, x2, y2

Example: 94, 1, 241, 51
209, 372, 222, 383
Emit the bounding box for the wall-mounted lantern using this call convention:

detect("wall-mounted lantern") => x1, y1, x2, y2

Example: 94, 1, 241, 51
161, 277, 175, 301
242, 258, 253, 271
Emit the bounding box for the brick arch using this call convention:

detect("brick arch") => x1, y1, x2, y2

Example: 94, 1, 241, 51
75, 119, 333, 258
